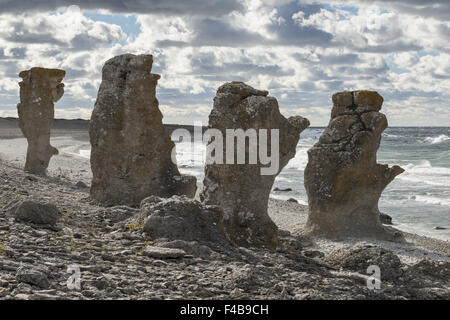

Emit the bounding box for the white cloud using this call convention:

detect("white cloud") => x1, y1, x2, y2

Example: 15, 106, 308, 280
0, 1, 449, 126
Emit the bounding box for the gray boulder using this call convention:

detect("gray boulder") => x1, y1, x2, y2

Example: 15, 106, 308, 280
16, 267, 50, 289
139, 195, 228, 244
322, 243, 404, 282
380, 212, 393, 225
89, 54, 196, 206
8, 200, 60, 226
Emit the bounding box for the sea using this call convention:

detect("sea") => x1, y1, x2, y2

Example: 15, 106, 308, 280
78, 127, 450, 241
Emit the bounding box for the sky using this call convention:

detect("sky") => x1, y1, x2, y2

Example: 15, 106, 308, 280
0, 0, 449, 126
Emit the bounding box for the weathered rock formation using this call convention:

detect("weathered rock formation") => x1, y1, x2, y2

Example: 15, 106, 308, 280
200, 82, 310, 249
304, 90, 404, 241
17, 68, 65, 175
89, 54, 196, 206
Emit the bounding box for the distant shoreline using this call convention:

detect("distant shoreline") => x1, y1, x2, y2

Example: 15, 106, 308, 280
2, 116, 450, 129
0, 117, 207, 138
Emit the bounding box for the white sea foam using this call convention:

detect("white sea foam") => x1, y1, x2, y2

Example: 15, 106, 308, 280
398, 160, 450, 187
382, 133, 399, 138
173, 141, 205, 168
424, 134, 450, 144
275, 176, 294, 183
285, 147, 309, 170
410, 195, 450, 207
79, 149, 91, 159
271, 194, 308, 205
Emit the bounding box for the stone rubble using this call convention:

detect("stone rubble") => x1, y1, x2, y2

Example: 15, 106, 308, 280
0, 161, 448, 300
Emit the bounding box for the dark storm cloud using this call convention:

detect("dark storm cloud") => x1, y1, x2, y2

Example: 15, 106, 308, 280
0, 0, 242, 16
293, 53, 362, 65
358, 42, 423, 53
70, 32, 121, 51
9, 47, 27, 58
188, 52, 295, 78
269, 2, 334, 47
369, 0, 450, 20
156, 13, 334, 49
321, 0, 450, 20
1, 21, 66, 46
317, 53, 361, 64
157, 18, 268, 48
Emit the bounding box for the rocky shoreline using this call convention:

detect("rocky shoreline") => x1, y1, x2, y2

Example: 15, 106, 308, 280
0, 158, 448, 300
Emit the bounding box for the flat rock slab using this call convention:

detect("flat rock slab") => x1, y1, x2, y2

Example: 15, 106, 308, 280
16, 267, 50, 289
143, 246, 186, 259
8, 200, 60, 226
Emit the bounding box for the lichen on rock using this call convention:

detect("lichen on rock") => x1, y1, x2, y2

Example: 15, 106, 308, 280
139, 195, 228, 244
89, 54, 196, 206
200, 81, 310, 249
304, 90, 404, 241
17, 67, 65, 175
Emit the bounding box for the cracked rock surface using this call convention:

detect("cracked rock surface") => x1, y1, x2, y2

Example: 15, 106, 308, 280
0, 160, 448, 300
89, 54, 196, 207
17, 67, 65, 175
201, 82, 310, 249
304, 91, 405, 241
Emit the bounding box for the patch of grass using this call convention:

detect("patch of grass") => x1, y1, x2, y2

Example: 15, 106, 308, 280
0, 234, 7, 255
125, 222, 136, 231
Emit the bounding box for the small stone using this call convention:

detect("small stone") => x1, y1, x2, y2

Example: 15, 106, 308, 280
380, 213, 393, 225
274, 188, 292, 192
151, 260, 168, 267
75, 181, 88, 189
16, 267, 50, 289
143, 246, 186, 259
287, 198, 298, 203
303, 250, 325, 259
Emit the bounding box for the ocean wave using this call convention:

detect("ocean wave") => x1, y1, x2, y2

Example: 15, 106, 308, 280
275, 176, 294, 183
270, 194, 308, 205
79, 149, 91, 159
423, 134, 450, 144
410, 195, 450, 207
403, 160, 450, 175
382, 133, 400, 138
285, 148, 309, 170
398, 160, 450, 187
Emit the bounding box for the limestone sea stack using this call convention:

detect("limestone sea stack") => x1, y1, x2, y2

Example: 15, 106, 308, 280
200, 82, 310, 249
17, 67, 65, 175
89, 54, 196, 206
304, 91, 404, 241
